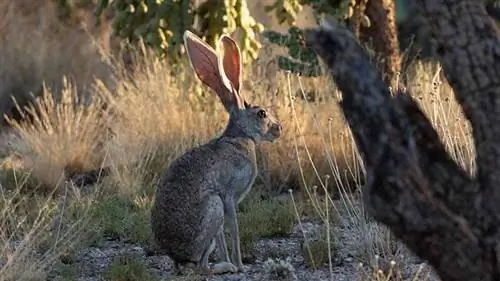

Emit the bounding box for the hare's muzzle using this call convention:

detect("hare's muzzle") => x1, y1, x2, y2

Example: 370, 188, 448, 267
269, 122, 282, 140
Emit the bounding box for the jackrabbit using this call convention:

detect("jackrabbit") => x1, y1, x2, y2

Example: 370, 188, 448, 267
151, 30, 282, 274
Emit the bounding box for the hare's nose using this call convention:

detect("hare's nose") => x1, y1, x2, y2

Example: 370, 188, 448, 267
277, 123, 283, 132
272, 123, 283, 137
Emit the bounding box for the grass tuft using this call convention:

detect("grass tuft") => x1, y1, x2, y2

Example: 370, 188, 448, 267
0, 178, 90, 281
88, 195, 153, 245
6, 78, 112, 193
104, 254, 159, 281
237, 193, 296, 255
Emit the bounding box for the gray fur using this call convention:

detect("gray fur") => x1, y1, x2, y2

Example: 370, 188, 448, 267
151, 31, 282, 274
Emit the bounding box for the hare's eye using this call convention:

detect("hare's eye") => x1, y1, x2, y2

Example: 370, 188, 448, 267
257, 109, 267, 118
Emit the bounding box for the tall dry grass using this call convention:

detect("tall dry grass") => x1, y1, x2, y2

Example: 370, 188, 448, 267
0, 0, 359, 196
0, 175, 92, 281
289, 58, 472, 279
0, 3, 475, 280
0, 0, 115, 126
1, 38, 359, 197
4, 46, 471, 279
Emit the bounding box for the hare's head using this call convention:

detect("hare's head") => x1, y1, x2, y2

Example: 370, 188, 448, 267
183, 31, 282, 143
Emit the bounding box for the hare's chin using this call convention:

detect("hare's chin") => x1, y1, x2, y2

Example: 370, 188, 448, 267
264, 136, 279, 143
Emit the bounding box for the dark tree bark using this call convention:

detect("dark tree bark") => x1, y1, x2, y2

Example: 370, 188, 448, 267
343, 0, 401, 86
304, 1, 500, 281
359, 0, 401, 87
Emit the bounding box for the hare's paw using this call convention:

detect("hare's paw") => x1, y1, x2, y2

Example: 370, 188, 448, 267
211, 262, 238, 274
237, 264, 250, 273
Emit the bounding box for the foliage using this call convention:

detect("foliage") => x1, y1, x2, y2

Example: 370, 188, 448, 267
263, 27, 322, 77
263, 257, 296, 280
264, 0, 496, 78
197, 0, 264, 64
301, 239, 331, 269
266, 0, 351, 26
263, 0, 356, 77
95, 0, 193, 59
93, 0, 263, 64
264, 0, 303, 26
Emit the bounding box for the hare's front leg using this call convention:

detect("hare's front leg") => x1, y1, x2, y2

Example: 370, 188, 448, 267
224, 195, 245, 272
200, 239, 216, 269
201, 237, 238, 275
216, 226, 230, 262
212, 225, 238, 274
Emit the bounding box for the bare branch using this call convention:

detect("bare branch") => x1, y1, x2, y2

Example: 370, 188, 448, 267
414, 0, 500, 242
304, 11, 500, 280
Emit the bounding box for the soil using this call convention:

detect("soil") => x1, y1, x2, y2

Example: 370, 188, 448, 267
46, 203, 441, 281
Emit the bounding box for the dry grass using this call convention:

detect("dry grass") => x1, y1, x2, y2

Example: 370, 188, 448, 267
0, 177, 91, 281
5, 79, 113, 192
0, 3, 475, 280
2, 54, 467, 279
0, 0, 115, 126
288, 59, 471, 280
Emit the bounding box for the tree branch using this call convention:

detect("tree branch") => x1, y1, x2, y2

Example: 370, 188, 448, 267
414, 0, 500, 247
304, 8, 500, 279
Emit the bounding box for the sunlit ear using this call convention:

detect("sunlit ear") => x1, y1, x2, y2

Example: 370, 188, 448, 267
218, 35, 242, 93
183, 31, 222, 94
183, 30, 243, 112
217, 35, 245, 109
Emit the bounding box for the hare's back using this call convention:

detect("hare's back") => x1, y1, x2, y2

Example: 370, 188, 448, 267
154, 139, 255, 214
159, 145, 225, 193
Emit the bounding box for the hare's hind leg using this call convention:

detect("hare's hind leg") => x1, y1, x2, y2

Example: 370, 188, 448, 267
198, 195, 223, 269
199, 195, 237, 274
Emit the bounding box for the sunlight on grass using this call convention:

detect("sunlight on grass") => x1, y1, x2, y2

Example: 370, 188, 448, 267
6, 78, 112, 192
1, 53, 469, 280
0, 177, 91, 281
0, 14, 473, 279
286, 59, 471, 280
0, 0, 115, 128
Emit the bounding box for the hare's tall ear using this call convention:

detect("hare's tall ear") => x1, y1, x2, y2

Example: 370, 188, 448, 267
184, 31, 243, 112
218, 35, 245, 109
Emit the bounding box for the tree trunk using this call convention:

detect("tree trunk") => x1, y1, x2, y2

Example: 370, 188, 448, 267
359, 0, 401, 88
305, 0, 500, 280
